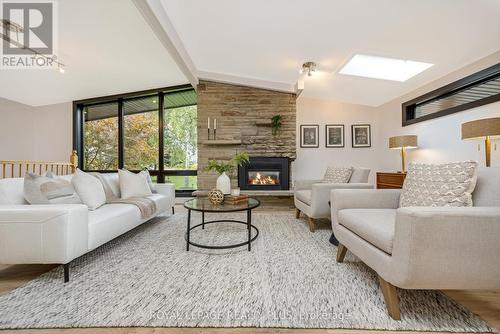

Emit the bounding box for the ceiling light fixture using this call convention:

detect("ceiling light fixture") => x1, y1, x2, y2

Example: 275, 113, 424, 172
339, 54, 433, 82
300, 62, 317, 77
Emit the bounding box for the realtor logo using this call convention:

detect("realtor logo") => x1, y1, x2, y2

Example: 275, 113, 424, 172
1, 0, 58, 69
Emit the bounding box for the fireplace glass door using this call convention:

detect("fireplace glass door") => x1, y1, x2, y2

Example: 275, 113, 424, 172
238, 157, 289, 190
247, 171, 281, 186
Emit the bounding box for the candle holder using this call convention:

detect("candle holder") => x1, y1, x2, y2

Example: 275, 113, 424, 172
207, 128, 210, 140
214, 129, 217, 140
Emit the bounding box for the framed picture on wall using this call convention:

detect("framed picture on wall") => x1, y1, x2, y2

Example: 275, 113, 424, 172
300, 125, 319, 148
351, 124, 371, 148
325, 124, 345, 148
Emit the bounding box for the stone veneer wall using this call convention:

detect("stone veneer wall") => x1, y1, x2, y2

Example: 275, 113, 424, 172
197, 80, 297, 190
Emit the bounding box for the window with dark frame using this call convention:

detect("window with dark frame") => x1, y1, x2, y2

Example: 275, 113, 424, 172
402, 63, 500, 126
73, 85, 197, 196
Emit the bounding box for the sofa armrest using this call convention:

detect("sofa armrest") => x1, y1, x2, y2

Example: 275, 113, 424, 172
390, 207, 500, 289
0, 204, 88, 264
294, 179, 323, 190
153, 183, 175, 207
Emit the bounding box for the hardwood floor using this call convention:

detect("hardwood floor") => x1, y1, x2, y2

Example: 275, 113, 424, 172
0, 206, 498, 334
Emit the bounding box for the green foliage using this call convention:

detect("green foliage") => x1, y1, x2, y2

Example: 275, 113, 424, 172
271, 114, 282, 136
84, 105, 198, 174
204, 151, 250, 175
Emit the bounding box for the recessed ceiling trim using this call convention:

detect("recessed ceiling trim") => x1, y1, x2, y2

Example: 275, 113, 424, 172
198, 70, 295, 94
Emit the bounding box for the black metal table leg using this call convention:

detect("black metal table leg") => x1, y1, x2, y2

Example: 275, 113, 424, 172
186, 209, 191, 251
247, 209, 251, 251
202, 211, 205, 229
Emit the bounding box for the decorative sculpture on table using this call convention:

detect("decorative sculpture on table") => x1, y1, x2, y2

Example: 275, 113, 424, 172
208, 189, 224, 205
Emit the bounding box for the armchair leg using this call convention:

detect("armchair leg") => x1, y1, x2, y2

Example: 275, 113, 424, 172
336, 243, 347, 263
378, 275, 401, 320
63, 263, 69, 283
308, 217, 316, 232
295, 208, 301, 219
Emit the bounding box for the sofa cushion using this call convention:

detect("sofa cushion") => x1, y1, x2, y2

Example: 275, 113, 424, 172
399, 161, 478, 208
323, 166, 353, 183
339, 209, 396, 254
147, 194, 170, 214
118, 169, 152, 199
349, 168, 370, 183
72, 169, 106, 210
295, 190, 312, 206
88, 203, 141, 251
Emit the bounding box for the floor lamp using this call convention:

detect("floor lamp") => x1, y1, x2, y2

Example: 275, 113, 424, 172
389, 135, 418, 173
462, 117, 500, 167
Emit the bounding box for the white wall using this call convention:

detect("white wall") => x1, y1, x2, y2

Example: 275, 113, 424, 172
0, 98, 72, 162
376, 51, 500, 171
0, 98, 35, 160
294, 97, 379, 183
32, 102, 73, 162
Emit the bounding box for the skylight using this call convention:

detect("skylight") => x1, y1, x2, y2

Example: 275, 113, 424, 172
339, 54, 433, 82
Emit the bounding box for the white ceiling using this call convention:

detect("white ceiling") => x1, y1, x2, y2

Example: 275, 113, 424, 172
160, 0, 500, 106
0, 0, 188, 106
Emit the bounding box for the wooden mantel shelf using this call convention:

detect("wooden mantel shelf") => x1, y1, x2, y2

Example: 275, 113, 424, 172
202, 140, 242, 145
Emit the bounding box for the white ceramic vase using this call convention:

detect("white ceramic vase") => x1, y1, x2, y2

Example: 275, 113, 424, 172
216, 172, 231, 195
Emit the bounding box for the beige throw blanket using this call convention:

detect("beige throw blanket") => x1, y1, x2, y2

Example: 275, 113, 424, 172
92, 173, 157, 219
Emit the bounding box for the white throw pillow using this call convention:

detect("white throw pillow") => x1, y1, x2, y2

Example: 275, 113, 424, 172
71, 169, 106, 210
399, 161, 478, 207
140, 170, 156, 193
119, 169, 153, 199
322, 166, 353, 183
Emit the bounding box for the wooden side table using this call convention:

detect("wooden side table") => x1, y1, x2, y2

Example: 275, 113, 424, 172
376, 172, 406, 189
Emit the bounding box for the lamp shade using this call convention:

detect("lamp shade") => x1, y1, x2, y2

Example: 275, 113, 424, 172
389, 135, 418, 149
462, 117, 500, 140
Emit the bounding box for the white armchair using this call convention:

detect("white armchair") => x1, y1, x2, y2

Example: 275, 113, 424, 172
294, 167, 373, 232
331, 167, 500, 319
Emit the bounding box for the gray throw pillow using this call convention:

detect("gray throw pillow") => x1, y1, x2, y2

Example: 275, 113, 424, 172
24, 172, 81, 205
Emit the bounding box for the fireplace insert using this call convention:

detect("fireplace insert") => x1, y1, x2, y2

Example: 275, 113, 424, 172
238, 157, 289, 190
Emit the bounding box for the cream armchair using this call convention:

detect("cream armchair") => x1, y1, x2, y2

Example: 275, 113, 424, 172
331, 167, 500, 320
294, 167, 373, 232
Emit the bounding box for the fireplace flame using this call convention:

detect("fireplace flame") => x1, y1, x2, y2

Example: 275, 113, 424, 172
250, 172, 279, 185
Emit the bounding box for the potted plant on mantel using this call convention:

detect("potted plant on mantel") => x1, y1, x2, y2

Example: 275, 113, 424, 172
204, 152, 250, 194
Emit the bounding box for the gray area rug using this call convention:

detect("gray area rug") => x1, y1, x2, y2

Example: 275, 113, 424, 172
0, 211, 494, 332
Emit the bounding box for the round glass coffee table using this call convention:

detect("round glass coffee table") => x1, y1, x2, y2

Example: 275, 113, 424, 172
183, 197, 260, 251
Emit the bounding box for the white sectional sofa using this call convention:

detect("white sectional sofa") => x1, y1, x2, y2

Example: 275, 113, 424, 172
0, 173, 175, 282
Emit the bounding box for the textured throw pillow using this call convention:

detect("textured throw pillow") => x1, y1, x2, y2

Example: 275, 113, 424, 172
322, 166, 353, 183
71, 169, 106, 210
399, 161, 478, 208
23, 172, 81, 205
119, 169, 153, 199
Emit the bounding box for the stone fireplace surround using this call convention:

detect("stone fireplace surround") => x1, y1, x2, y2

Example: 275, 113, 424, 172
196, 80, 297, 193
